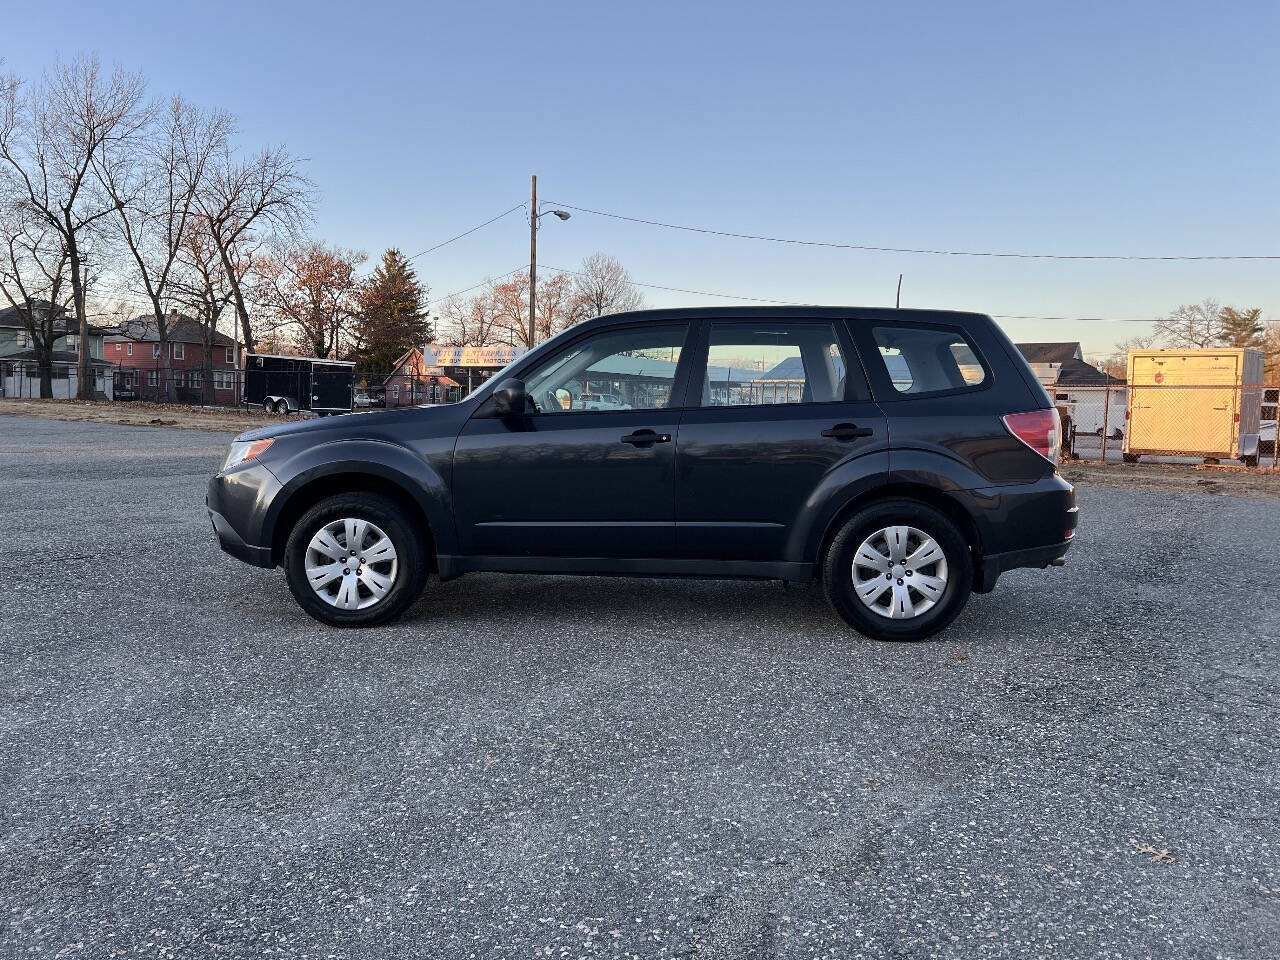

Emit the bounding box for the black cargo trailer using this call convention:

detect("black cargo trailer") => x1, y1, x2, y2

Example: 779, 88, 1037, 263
243, 354, 354, 415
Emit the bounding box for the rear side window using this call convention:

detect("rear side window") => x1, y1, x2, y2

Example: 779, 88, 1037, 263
701, 322, 850, 406
872, 325, 986, 395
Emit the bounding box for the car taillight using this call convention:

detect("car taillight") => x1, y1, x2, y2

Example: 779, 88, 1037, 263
1002, 409, 1060, 463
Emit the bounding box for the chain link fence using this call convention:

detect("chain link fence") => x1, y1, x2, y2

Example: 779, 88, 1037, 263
6, 359, 1278, 471
1058, 383, 1279, 468
0, 360, 462, 411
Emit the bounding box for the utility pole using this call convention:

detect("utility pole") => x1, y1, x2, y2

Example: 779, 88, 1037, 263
77, 254, 92, 400
528, 174, 537, 350
526, 178, 570, 350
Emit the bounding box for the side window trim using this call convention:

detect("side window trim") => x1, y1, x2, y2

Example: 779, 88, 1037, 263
681, 317, 871, 410
850, 319, 992, 402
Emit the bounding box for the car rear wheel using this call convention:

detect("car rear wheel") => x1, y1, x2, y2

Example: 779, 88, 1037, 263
283, 492, 428, 627
823, 499, 973, 642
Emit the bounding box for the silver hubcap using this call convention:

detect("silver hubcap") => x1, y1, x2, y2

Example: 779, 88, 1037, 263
852, 525, 949, 620
304, 518, 398, 610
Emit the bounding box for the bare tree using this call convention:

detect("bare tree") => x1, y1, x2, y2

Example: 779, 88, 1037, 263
171, 222, 239, 402
1153, 299, 1222, 349
0, 56, 145, 397
570, 253, 644, 319
255, 240, 365, 358
438, 291, 503, 347
489, 272, 535, 349
1095, 333, 1159, 377
0, 201, 72, 397
197, 144, 313, 352
535, 271, 576, 341
438, 255, 642, 350
1264, 321, 1280, 382
96, 95, 230, 399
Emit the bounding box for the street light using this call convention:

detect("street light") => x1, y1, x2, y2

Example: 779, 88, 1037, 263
529, 174, 571, 348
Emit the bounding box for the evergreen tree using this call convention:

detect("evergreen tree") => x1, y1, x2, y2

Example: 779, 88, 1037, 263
354, 248, 432, 373
1217, 306, 1265, 349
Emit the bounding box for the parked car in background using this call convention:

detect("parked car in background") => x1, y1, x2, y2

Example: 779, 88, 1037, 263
208, 307, 1076, 641
353, 392, 385, 409
576, 392, 631, 411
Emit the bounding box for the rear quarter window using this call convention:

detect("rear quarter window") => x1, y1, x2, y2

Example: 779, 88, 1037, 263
872, 325, 987, 396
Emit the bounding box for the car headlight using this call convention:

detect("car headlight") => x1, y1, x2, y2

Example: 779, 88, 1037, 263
222, 438, 275, 471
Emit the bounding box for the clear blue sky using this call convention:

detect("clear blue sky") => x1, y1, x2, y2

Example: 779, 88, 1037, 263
5, 0, 1277, 355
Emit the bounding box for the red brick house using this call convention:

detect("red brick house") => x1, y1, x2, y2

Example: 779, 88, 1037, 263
104, 311, 242, 401
379, 347, 459, 406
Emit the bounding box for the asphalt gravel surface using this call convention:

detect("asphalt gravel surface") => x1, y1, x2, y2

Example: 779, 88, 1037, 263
1, 414, 1277, 959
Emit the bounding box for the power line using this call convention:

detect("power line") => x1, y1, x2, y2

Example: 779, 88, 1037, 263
74, 205, 528, 315
547, 201, 1280, 262
424, 264, 529, 307
402, 204, 525, 262
64, 266, 1166, 327
539, 263, 809, 305
539, 263, 1165, 321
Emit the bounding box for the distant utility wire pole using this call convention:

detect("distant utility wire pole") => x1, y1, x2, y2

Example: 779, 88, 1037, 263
529, 174, 537, 347
528, 174, 571, 346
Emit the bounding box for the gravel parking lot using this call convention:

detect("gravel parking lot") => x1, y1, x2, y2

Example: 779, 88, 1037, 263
1, 414, 1277, 959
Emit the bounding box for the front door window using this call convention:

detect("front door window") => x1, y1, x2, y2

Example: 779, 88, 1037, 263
521, 326, 687, 414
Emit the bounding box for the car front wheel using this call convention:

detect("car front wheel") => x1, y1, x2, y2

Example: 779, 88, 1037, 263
823, 499, 973, 642
283, 492, 428, 627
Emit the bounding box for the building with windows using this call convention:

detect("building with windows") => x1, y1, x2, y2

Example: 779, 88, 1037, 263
0, 302, 115, 398
1016, 341, 1126, 437
103, 311, 242, 401
373, 347, 461, 406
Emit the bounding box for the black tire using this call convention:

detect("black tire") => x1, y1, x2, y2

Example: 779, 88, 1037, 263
283, 492, 429, 627
823, 499, 973, 642
263, 399, 275, 415
1241, 454, 1258, 468
1123, 453, 1140, 464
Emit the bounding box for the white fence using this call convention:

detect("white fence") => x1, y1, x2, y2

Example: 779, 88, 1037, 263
1, 360, 114, 400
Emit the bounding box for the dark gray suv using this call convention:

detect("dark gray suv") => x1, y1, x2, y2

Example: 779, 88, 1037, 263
208, 307, 1077, 641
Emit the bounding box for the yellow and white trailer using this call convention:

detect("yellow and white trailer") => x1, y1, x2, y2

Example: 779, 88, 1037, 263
1124, 348, 1264, 465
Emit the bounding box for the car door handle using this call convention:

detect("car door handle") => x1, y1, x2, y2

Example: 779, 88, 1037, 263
821, 422, 874, 440
620, 429, 671, 446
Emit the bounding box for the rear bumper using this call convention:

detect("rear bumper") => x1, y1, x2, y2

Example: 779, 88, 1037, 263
965, 472, 1078, 592
977, 538, 1072, 593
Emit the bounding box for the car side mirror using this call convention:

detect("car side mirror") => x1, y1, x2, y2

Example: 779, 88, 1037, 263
492, 378, 527, 418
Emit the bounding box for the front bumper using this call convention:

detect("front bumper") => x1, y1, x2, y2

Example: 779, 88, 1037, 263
208, 503, 274, 566
206, 463, 280, 568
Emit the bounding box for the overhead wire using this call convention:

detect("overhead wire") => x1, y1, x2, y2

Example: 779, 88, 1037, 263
547, 200, 1280, 262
